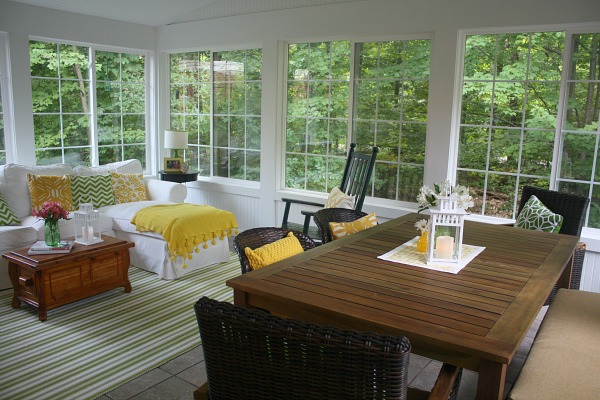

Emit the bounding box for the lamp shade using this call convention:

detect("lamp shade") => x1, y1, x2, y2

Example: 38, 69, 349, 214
164, 130, 188, 149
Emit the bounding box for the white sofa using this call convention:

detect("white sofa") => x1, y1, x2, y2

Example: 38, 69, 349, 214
0, 159, 230, 289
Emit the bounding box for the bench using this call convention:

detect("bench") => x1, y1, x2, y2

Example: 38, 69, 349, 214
508, 289, 600, 400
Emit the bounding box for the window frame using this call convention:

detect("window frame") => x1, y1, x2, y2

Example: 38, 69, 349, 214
29, 37, 153, 172
282, 35, 433, 205
0, 32, 14, 165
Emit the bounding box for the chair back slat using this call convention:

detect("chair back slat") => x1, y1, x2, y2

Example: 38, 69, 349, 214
340, 143, 379, 212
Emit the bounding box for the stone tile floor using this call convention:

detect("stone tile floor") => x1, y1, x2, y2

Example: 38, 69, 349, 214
96, 307, 547, 400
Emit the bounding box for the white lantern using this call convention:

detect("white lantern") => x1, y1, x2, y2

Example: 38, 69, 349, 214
73, 203, 102, 245
426, 195, 467, 264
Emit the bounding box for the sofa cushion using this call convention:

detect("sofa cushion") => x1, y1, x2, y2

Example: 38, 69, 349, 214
0, 225, 38, 253
0, 163, 73, 219
0, 193, 20, 226
99, 201, 173, 238
71, 175, 115, 209
110, 172, 148, 204
27, 174, 74, 211
72, 159, 143, 176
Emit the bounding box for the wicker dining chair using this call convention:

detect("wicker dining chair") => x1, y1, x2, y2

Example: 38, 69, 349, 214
313, 208, 369, 244
194, 296, 462, 400
233, 227, 317, 274
516, 186, 590, 304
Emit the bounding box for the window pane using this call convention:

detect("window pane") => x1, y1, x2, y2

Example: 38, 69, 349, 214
457, 31, 564, 219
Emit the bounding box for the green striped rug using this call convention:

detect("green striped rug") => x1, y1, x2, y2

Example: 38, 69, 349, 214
0, 252, 240, 400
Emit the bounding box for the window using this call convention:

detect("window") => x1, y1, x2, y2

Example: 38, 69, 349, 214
30, 40, 148, 167
0, 45, 5, 165
456, 31, 600, 227
169, 49, 262, 181
557, 33, 600, 227
285, 39, 430, 200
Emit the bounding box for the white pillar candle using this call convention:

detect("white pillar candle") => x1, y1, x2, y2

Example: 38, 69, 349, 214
87, 225, 94, 241
81, 226, 87, 241
436, 235, 454, 259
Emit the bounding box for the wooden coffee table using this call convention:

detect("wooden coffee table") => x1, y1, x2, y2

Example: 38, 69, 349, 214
3, 235, 134, 321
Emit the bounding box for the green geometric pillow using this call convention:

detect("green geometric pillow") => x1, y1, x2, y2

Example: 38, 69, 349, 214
0, 192, 20, 225
71, 174, 115, 209
515, 195, 563, 233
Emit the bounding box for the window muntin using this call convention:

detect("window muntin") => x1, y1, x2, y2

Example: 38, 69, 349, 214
169, 49, 262, 182
456, 32, 565, 219
96, 51, 146, 165
557, 33, 600, 227
353, 40, 430, 201
285, 39, 430, 200
30, 40, 148, 168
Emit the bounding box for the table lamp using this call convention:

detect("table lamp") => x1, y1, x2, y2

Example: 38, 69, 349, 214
164, 130, 188, 158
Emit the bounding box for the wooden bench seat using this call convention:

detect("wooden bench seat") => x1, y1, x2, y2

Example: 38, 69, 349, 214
508, 289, 600, 400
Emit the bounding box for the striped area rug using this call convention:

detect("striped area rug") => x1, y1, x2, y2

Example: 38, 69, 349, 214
0, 252, 240, 400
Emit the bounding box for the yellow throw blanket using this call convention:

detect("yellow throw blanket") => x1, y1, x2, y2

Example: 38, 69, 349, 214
131, 204, 238, 268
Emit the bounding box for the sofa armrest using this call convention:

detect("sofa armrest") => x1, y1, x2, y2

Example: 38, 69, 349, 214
145, 178, 187, 202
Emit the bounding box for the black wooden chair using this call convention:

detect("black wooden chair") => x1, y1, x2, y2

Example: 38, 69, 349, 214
233, 227, 317, 274
194, 296, 462, 400
313, 208, 369, 244
516, 186, 590, 304
281, 143, 379, 243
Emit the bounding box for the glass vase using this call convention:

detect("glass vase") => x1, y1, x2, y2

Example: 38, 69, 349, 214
417, 230, 428, 253
44, 219, 61, 247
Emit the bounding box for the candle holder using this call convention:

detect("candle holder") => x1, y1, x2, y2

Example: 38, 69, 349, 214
73, 203, 103, 245
426, 195, 467, 264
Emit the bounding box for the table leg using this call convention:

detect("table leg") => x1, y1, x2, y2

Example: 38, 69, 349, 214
233, 290, 248, 307
477, 359, 507, 400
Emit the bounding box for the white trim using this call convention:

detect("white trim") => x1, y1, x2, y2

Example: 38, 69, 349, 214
0, 32, 16, 164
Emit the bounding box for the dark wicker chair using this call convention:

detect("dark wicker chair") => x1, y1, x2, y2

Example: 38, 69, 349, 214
516, 186, 590, 304
233, 227, 317, 274
281, 143, 379, 242
313, 208, 369, 244
194, 296, 462, 400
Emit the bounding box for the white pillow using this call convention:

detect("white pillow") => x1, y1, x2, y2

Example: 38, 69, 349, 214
0, 163, 73, 219
324, 186, 355, 209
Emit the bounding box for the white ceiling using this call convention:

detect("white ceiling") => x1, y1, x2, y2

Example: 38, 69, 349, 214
7, 0, 368, 26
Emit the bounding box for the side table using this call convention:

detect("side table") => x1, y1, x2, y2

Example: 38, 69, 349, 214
159, 170, 198, 183
3, 236, 134, 321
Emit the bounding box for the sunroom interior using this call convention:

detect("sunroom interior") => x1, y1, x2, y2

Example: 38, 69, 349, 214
0, 0, 600, 293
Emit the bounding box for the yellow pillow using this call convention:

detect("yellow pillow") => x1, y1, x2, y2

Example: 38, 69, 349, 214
324, 186, 355, 209
110, 172, 148, 204
244, 232, 304, 271
27, 174, 73, 211
329, 212, 377, 240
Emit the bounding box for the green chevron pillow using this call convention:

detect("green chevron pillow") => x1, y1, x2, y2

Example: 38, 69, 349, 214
71, 174, 115, 209
0, 192, 20, 225
515, 195, 563, 233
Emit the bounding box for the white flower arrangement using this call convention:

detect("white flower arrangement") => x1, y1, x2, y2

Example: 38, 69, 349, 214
414, 219, 430, 233
417, 180, 474, 213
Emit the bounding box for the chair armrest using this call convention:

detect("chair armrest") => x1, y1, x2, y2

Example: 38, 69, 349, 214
281, 197, 325, 208
281, 197, 325, 231
144, 178, 187, 202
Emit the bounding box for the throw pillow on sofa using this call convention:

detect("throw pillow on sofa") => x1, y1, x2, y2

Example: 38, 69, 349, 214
27, 174, 73, 211
0, 193, 20, 225
110, 172, 148, 204
71, 174, 115, 209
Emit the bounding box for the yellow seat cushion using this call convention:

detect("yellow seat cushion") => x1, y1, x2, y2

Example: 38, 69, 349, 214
244, 232, 304, 271
110, 172, 148, 204
329, 212, 377, 240
27, 174, 73, 212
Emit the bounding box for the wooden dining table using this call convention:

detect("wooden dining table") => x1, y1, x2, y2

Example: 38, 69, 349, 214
227, 213, 579, 400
